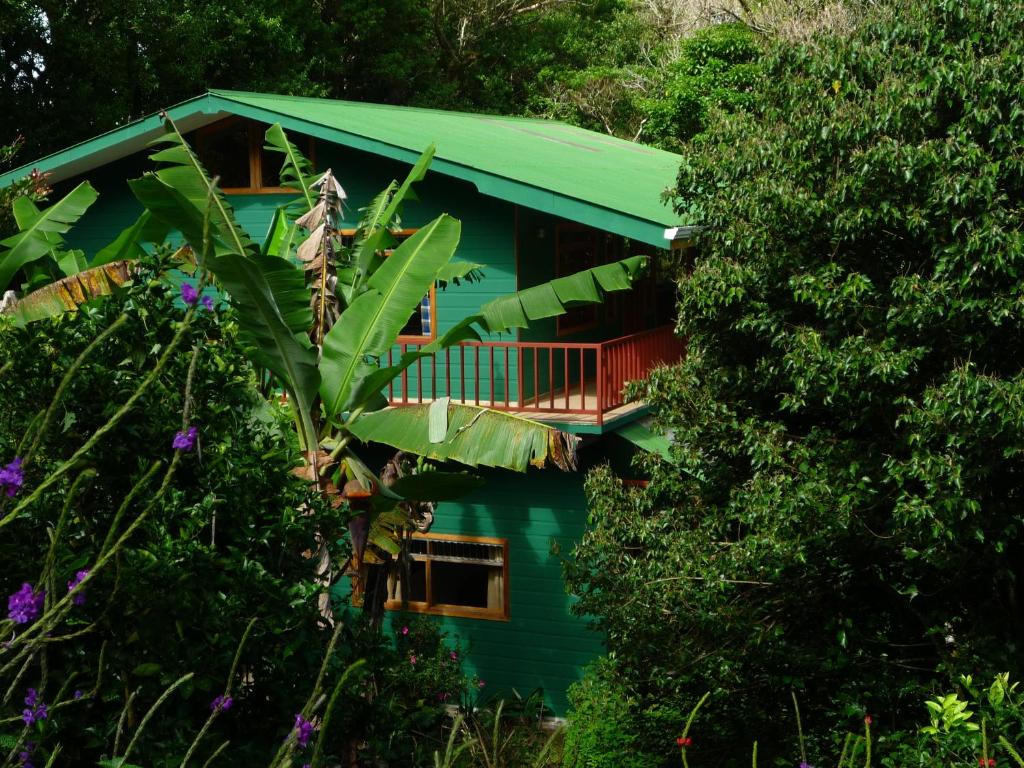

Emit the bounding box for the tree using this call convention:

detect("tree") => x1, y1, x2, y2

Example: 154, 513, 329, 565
565, 0, 1024, 764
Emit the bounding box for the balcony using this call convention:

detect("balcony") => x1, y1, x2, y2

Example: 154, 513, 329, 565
381, 325, 684, 428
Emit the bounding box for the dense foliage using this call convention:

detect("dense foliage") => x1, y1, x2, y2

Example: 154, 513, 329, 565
0, 255, 327, 764
0, 0, 766, 159
566, 0, 1024, 764
0, 255, 486, 765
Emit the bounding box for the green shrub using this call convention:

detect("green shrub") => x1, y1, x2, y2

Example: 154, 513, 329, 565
0, 254, 336, 765
562, 659, 664, 768
567, 0, 1024, 763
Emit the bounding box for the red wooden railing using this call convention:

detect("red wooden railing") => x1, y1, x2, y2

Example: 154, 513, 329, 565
383, 325, 683, 424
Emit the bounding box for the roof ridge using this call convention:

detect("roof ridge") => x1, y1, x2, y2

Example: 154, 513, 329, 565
210, 89, 568, 126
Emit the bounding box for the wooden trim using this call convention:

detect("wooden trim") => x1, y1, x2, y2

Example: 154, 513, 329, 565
385, 532, 510, 622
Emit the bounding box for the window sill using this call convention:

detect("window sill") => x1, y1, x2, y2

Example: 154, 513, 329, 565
386, 601, 510, 622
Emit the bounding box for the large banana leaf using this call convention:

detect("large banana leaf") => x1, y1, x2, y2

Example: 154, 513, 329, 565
92, 211, 169, 267
436, 260, 485, 287
0, 181, 98, 291
352, 146, 435, 289
319, 215, 461, 417
208, 252, 319, 449
347, 402, 578, 472
476, 255, 647, 333
264, 123, 318, 212
5, 260, 133, 325
129, 122, 257, 258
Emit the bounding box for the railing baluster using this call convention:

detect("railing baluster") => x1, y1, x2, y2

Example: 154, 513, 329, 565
401, 344, 409, 404
416, 354, 423, 404
579, 348, 586, 413
563, 351, 570, 410
387, 348, 394, 403
548, 348, 554, 409
504, 345, 510, 408
445, 348, 451, 398
489, 346, 495, 408
533, 348, 539, 409
460, 346, 466, 403
475, 345, 480, 406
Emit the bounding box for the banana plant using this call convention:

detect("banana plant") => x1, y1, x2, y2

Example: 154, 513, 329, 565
125, 118, 648, 604
0, 180, 174, 323
0, 181, 98, 292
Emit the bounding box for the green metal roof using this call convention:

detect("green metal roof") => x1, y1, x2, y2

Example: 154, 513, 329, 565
0, 90, 684, 246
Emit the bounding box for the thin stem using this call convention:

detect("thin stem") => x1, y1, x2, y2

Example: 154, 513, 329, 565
201, 740, 231, 768
99, 461, 161, 556
24, 312, 130, 464
179, 618, 258, 768
837, 732, 852, 768
41, 469, 95, 588
4, 452, 182, 656
999, 735, 1024, 767
0, 301, 199, 531
751, 740, 758, 768
792, 690, 806, 765
120, 672, 195, 763
113, 688, 139, 755
679, 691, 710, 768
310, 659, 367, 767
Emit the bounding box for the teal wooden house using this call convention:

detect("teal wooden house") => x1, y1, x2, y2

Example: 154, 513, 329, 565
0, 91, 688, 714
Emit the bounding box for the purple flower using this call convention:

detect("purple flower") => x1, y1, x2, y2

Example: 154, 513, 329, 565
409, 655, 417, 666
172, 426, 198, 452
478, 679, 486, 689
293, 714, 315, 748
201, 295, 215, 312
401, 626, 409, 636
67, 569, 89, 606
450, 651, 458, 661
0, 456, 24, 497
8, 584, 45, 624
17, 741, 34, 768
21, 690, 46, 725
211, 694, 233, 712
799, 763, 815, 768
73, 690, 83, 700
180, 282, 199, 306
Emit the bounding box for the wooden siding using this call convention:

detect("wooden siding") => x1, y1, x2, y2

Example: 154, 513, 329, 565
380, 467, 604, 716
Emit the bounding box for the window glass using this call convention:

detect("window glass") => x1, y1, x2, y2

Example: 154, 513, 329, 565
199, 122, 250, 189
432, 562, 490, 608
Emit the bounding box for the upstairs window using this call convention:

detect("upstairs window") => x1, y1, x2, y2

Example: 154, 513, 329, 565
386, 533, 509, 621
194, 117, 314, 194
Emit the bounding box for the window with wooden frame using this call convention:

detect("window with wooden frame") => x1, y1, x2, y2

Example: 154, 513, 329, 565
555, 224, 602, 336
338, 228, 437, 343
194, 117, 315, 194
385, 533, 509, 621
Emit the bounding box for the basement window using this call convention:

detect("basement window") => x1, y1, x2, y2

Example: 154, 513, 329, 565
386, 534, 509, 621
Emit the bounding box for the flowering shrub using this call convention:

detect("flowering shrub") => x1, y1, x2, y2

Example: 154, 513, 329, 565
0, 255, 343, 765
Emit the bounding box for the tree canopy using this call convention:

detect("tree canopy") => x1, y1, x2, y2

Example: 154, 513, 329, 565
566, 0, 1024, 762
